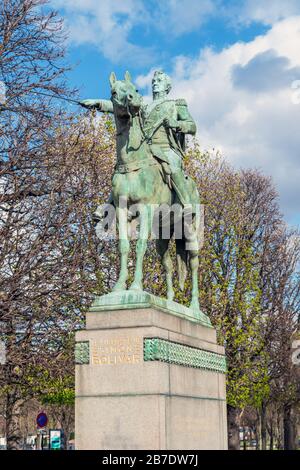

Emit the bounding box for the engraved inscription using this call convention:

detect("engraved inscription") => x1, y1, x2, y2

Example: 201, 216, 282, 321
91, 336, 142, 365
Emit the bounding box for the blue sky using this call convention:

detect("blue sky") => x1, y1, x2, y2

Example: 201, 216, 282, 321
51, 0, 300, 225
53, 0, 269, 97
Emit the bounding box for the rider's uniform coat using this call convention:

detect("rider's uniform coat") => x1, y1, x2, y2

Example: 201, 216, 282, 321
142, 98, 196, 172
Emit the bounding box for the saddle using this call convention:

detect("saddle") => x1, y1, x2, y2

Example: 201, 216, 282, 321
115, 157, 158, 174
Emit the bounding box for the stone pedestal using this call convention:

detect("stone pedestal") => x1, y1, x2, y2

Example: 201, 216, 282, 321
75, 291, 227, 450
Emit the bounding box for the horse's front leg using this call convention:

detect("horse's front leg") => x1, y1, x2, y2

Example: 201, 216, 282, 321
113, 206, 130, 291
189, 250, 200, 314
130, 205, 152, 291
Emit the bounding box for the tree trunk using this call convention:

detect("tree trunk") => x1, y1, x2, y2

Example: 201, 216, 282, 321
283, 403, 296, 450
54, 405, 74, 450
254, 412, 261, 450
261, 401, 267, 450
60, 409, 68, 450
269, 421, 274, 450
227, 405, 240, 450
5, 394, 23, 450
243, 431, 247, 451
4, 319, 24, 450
276, 410, 283, 449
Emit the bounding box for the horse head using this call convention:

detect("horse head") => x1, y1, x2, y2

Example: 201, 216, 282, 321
109, 71, 142, 118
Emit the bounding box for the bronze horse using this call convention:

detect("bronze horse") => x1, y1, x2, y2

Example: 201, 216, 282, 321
97, 72, 201, 317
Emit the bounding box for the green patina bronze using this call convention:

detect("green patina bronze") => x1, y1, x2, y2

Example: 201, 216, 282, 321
80, 70, 207, 322
75, 341, 90, 365
90, 289, 211, 327
144, 338, 226, 373
75, 336, 226, 371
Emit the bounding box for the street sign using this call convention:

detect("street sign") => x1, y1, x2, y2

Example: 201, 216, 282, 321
49, 429, 62, 450
36, 412, 48, 429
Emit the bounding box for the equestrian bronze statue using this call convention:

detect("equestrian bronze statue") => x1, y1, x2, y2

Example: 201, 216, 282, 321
80, 71, 202, 317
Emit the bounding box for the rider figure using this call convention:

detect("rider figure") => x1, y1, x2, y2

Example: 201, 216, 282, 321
142, 70, 196, 208
80, 70, 196, 209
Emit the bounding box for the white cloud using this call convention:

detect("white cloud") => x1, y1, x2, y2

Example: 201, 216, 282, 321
50, 1, 300, 68
235, 0, 300, 26
50, 0, 218, 63
137, 16, 300, 221
152, 0, 217, 36
51, 0, 153, 65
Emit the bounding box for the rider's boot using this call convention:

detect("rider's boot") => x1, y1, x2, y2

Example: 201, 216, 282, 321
171, 170, 199, 251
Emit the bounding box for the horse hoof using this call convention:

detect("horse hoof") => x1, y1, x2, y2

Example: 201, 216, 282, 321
112, 282, 126, 292
129, 282, 143, 291
190, 300, 200, 311
167, 291, 175, 302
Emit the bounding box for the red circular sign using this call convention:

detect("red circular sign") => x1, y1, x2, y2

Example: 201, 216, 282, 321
36, 412, 48, 428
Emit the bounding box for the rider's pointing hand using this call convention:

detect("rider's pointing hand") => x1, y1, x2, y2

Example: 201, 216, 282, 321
79, 99, 97, 109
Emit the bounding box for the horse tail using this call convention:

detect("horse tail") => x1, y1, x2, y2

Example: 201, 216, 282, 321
176, 238, 188, 291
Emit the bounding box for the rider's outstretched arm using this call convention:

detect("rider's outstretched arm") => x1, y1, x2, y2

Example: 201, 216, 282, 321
79, 99, 114, 113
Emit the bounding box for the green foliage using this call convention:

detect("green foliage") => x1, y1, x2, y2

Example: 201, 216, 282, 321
41, 386, 75, 406
24, 365, 75, 405
185, 146, 277, 409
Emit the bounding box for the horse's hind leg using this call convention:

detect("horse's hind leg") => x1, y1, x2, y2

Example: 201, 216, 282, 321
183, 218, 200, 313
156, 238, 174, 301
113, 206, 129, 291
130, 205, 153, 291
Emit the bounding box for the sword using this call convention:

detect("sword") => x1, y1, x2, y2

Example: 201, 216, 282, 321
28, 91, 81, 105
0, 89, 81, 107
